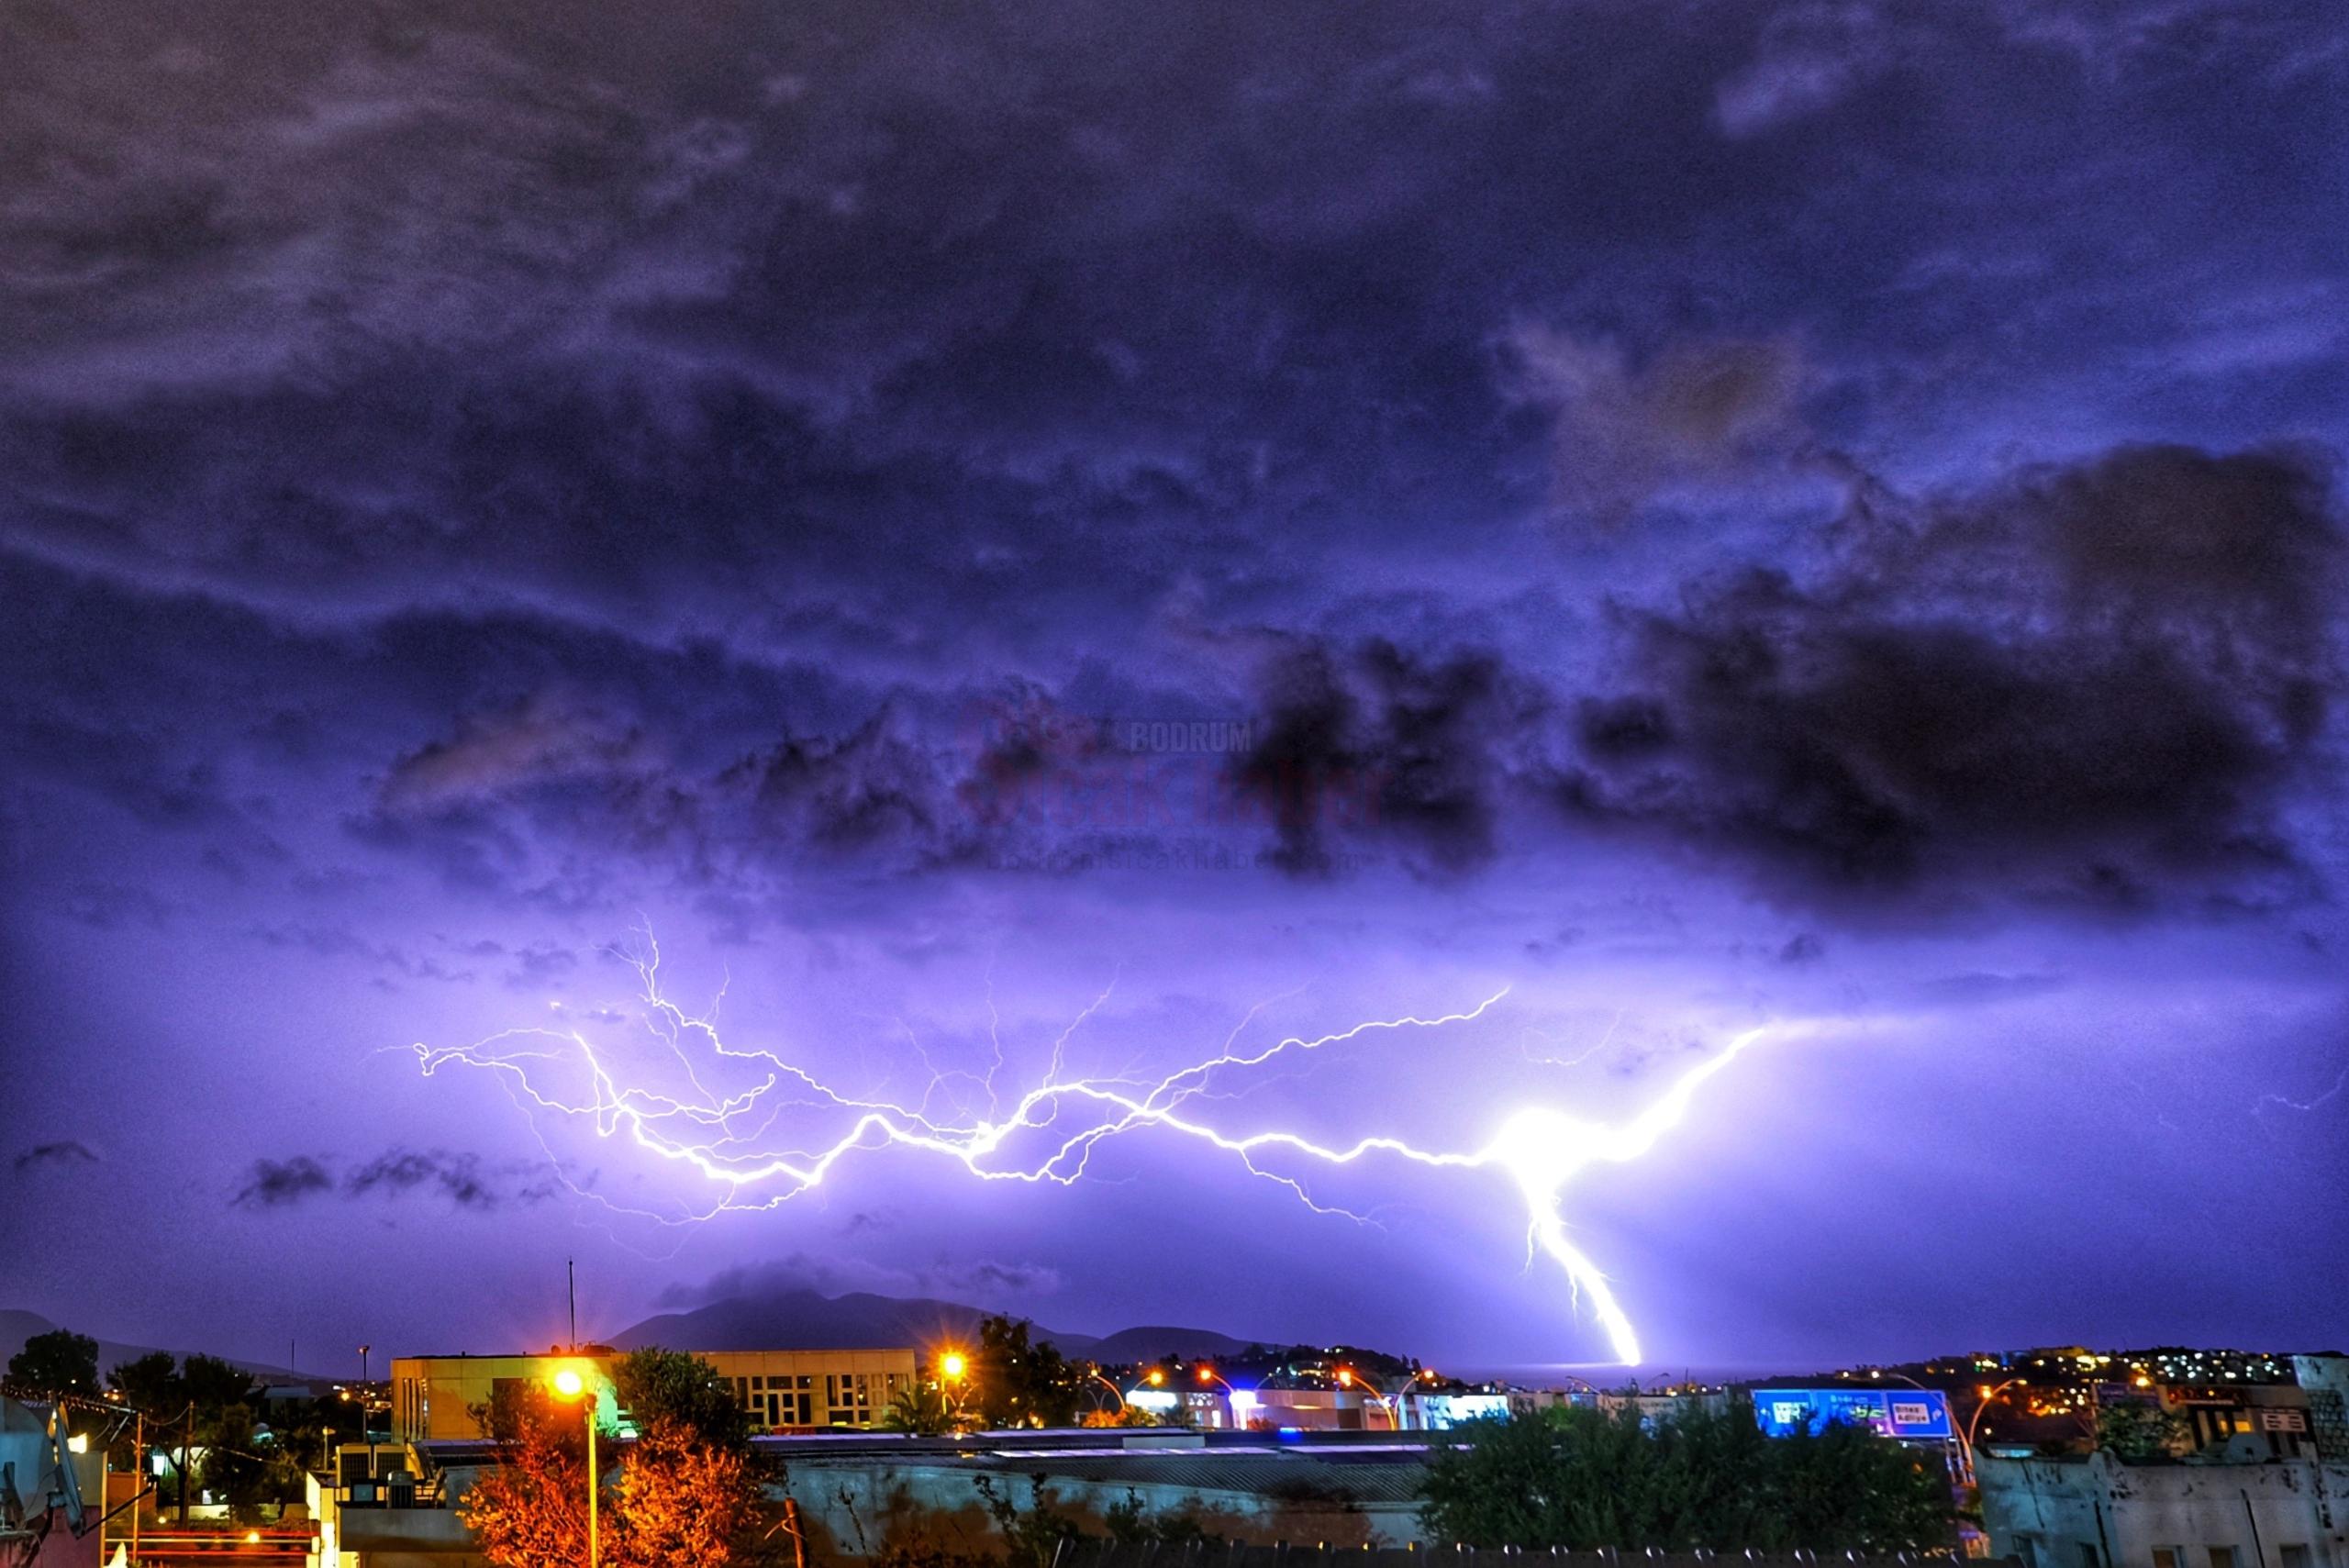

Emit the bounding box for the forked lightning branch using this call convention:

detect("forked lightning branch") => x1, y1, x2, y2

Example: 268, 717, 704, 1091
413, 939, 1783, 1365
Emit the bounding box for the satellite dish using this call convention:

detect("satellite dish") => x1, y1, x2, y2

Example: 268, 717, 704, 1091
46, 1408, 85, 1532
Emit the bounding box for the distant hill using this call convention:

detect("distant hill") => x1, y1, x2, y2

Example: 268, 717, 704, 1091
612, 1287, 1253, 1364
1081, 1325, 1254, 1363
0, 1308, 303, 1384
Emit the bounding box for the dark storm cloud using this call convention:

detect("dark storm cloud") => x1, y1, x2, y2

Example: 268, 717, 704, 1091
1232, 639, 1528, 877
344, 1148, 503, 1210
1563, 443, 2343, 913
231, 1149, 553, 1211
233, 1156, 334, 1209
13, 1140, 100, 1173
6, 0, 2337, 657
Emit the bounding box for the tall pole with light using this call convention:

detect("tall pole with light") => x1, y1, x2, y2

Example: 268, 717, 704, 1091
1195, 1366, 1239, 1429
552, 1367, 598, 1568
936, 1350, 969, 1428
1084, 1368, 1125, 1416
1965, 1375, 2029, 1480
1335, 1368, 1396, 1429
359, 1344, 374, 1484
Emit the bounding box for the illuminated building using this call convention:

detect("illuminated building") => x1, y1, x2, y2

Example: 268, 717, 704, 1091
389, 1346, 918, 1441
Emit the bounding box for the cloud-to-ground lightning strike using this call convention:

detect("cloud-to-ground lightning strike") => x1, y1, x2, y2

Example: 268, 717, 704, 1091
413, 941, 1780, 1365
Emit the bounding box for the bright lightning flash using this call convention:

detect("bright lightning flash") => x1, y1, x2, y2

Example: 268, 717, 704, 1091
413, 940, 1778, 1365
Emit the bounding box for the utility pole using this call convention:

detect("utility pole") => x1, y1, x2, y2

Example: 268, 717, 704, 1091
568, 1258, 578, 1351
178, 1400, 194, 1524
361, 1344, 374, 1483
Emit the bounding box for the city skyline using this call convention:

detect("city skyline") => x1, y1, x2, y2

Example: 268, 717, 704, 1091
5, 0, 2346, 1374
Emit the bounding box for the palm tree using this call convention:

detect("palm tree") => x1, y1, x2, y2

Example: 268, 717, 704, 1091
882, 1381, 955, 1436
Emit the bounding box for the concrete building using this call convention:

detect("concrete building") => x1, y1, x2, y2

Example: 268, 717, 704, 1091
713, 1347, 918, 1431
1977, 1448, 2348, 1568
2297, 1358, 2349, 1462
389, 1346, 918, 1441
787, 1433, 1433, 1551
1239, 1387, 1399, 1431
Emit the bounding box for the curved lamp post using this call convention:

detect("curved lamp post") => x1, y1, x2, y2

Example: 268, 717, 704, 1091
1965, 1377, 2029, 1461
1335, 1368, 1397, 1429
1195, 1366, 1241, 1429
1085, 1369, 1126, 1414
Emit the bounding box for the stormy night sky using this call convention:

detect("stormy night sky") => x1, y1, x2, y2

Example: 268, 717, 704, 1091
3, 0, 2345, 1377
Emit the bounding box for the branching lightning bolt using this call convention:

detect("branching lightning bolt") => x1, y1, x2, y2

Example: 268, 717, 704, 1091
413, 937, 1781, 1365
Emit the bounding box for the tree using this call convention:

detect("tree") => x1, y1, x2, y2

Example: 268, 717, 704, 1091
1106, 1487, 1222, 1546
1419, 1398, 1952, 1552
473, 1378, 557, 1443
109, 1350, 184, 1414
607, 1418, 770, 1567
974, 1474, 1083, 1568
971, 1317, 1083, 1429
182, 1353, 257, 1412
460, 1402, 594, 1568
1769, 1412, 1953, 1551
882, 1381, 956, 1436
613, 1348, 748, 1450
2097, 1402, 2189, 1461
8, 1329, 99, 1395
462, 1402, 775, 1568
196, 1403, 273, 1519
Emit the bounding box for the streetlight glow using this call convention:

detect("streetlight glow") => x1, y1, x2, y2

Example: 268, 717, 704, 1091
940, 1351, 968, 1381
548, 1364, 599, 1568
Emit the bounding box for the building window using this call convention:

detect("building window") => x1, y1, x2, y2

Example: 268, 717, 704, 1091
2080, 1544, 2100, 1568
2277, 1547, 2310, 1568
2210, 1547, 2237, 1568
2154, 1547, 2183, 1568
2015, 1534, 2040, 1568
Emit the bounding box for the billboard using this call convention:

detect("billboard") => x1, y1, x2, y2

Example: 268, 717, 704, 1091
1414, 1393, 1510, 1429
1750, 1387, 1954, 1441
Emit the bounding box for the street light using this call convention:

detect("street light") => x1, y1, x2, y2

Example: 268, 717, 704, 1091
1966, 1378, 2028, 1456
1335, 1368, 1397, 1429
1084, 1369, 1126, 1414
551, 1366, 598, 1568
934, 1350, 971, 1425
359, 1345, 374, 1483
1196, 1366, 1240, 1429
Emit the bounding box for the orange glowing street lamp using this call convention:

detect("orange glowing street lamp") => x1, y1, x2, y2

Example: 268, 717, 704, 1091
1966, 1377, 2029, 1457
1335, 1368, 1397, 1429
1194, 1365, 1241, 1426
551, 1366, 598, 1568
1083, 1368, 1126, 1412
